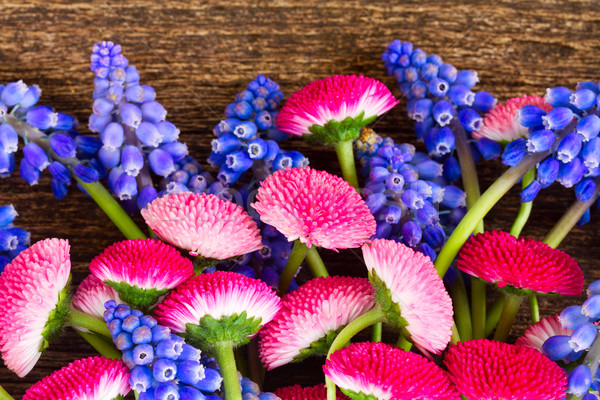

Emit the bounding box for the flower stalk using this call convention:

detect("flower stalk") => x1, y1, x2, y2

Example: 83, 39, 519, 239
278, 240, 308, 295
493, 292, 523, 342
334, 140, 359, 188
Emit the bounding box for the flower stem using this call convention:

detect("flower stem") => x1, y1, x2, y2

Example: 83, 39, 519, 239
509, 168, 535, 238
529, 294, 540, 323
333, 139, 359, 189
213, 341, 242, 400
396, 334, 412, 351
278, 240, 309, 296
305, 247, 329, 278
451, 324, 461, 344
326, 308, 386, 400
76, 330, 121, 359
371, 322, 382, 342
543, 178, 600, 249
66, 309, 111, 338
485, 296, 505, 337
451, 273, 473, 341
493, 292, 523, 342
0, 386, 14, 400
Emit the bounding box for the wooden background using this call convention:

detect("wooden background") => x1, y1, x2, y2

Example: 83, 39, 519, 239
1, 0, 600, 396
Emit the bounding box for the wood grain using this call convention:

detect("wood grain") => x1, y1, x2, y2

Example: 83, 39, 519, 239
1, 0, 600, 396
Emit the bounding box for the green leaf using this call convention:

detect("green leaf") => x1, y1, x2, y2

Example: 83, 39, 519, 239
306, 111, 377, 145
105, 280, 169, 311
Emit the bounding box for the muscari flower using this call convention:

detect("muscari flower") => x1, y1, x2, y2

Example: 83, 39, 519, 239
473, 95, 552, 142
361, 238, 453, 354
324, 341, 460, 400
142, 192, 263, 263
89, 239, 194, 310
23, 356, 130, 400
516, 314, 573, 352
444, 339, 567, 400
0, 238, 71, 377
457, 230, 583, 295
274, 384, 350, 400
72, 274, 121, 320
259, 276, 375, 369
276, 75, 398, 143
252, 167, 376, 250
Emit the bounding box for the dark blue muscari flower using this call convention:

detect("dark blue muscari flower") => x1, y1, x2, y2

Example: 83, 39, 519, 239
0, 204, 30, 273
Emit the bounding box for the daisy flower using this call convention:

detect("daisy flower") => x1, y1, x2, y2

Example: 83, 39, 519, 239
516, 314, 573, 352
259, 276, 375, 369
23, 356, 130, 400
142, 192, 263, 262
473, 95, 552, 142
444, 339, 567, 400
0, 238, 71, 377
72, 274, 121, 320
252, 167, 376, 250
324, 341, 460, 400
274, 384, 350, 400
89, 239, 194, 309
361, 239, 453, 354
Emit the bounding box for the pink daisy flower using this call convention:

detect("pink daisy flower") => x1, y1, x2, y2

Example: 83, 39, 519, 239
89, 239, 194, 309
274, 384, 350, 400
457, 230, 584, 295
154, 271, 281, 344
361, 239, 453, 354
252, 167, 376, 250
259, 276, 375, 369
72, 274, 121, 320
444, 339, 567, 400
0, 238, 71, 377
23, 356, 130, 400
276, 75, 399, 140
324, 341, 460, 400
141, 192, 263, 260
516, 314, 573, 352
473, 95, 552, 142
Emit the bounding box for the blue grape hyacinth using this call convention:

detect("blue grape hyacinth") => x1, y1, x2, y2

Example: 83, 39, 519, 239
0, 204, 30, 273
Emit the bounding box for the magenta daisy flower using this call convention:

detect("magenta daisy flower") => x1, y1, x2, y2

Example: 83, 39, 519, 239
277, 75, 399, 141
259, 276, 375, 369
72, 274, 121, 321
324, 342, 460, 400
23, 356, 130, 400
473, 95, 552, 142
457, 230, 583, 295
89, 239, 194, 309
0, 238, 71, 377
141, 192, 263, 261
252, 167, 376, 250
274, 384, 350, 400
444, 339, 567, 399
361, 239, 453, 354
515, 314, 573, 352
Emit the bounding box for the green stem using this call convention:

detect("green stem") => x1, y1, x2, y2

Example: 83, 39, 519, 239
509, 168, 535, 237
326, 308, 386, 400
451, 324, 461, 344
278, 241, 308, 295
0, 386, 14, 400
371, 322, 382, 342
529, 294, 540, 323
543, 178, 600, 248
305, 246, 329, 278
77, 330, 121, 359
396, 334, 412, 351
493, 293, 523, 342
66, 309, 111, 338
451, 273, 473, 341
213, 341, 242, 400
485, 296, 505, 337
333, 139, 359, 188
471, 279, 486, 339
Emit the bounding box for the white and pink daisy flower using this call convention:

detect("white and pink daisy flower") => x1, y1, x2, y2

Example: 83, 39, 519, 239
252, 167, 376, 250
277, 75, 399, 140
516, 314, 573, 352
259, 276, 375, 369
142, 192, 263, 260
23, 356, 130, 400
324, 341, 460, 400
473, 95, 552, 142
72, 274, 121, 321
361, 239, 453, 354
0, 238, 71, 377
444, 339, 567, 400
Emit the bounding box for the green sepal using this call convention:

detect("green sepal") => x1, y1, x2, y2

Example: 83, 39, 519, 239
293, 329, 340, 363
306, 111, 376, 145
340, 388, 380, 400
193, 256, 219, 275
184, 312, 262, 351
497, 284, 560, 298
40, 275, 72, 352
111, 396, 124, 400
105, 280, 169, 311
369, 271, 410, 336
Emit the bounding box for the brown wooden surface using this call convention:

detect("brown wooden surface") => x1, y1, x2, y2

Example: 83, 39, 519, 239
1, 0, 600, 396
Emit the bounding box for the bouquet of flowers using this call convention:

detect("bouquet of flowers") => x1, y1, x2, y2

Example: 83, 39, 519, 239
1, 38, 599, 400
